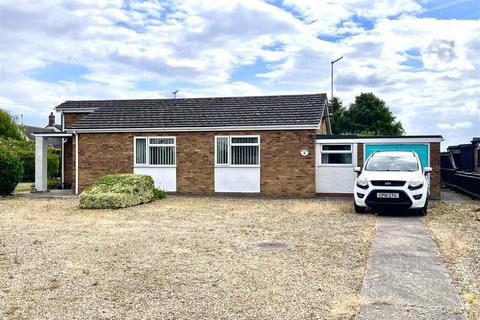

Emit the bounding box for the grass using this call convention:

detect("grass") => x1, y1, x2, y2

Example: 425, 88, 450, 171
0, 196, 375, 319
14, 182, 32, 193
425, 201, 480, 320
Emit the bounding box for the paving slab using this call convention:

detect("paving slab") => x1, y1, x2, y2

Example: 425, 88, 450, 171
356, 216, 467, 320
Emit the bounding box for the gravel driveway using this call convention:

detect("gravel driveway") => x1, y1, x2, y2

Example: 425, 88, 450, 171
425, 201, 480, 320
0, 196, 375, 319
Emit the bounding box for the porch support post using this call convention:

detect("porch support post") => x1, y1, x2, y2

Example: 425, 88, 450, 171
35, 136, 48, 192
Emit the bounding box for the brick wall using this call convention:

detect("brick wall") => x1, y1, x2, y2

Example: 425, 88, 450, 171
429, 142, 441, 199
62, 113, 88, 187
70, 130, 316, 197
63, 113, 89, 129
357, 143, 364, 167
64, 138, 74, 185
316, 117, 329, 134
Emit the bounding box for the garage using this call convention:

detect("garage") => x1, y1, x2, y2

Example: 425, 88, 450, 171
315, 135, 443, 199
365, 144, 429, 167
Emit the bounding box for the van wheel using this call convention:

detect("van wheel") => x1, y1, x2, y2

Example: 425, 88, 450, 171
355, 203, 366, 214
417, 201, 428, 216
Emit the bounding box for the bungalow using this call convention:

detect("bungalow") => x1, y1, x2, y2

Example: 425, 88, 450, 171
32, 93, 442, 199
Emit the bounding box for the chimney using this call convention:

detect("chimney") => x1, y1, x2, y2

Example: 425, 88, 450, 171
48, 112, 55, 127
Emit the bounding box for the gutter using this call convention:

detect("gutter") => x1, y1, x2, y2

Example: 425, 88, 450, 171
63, 124, 320, 133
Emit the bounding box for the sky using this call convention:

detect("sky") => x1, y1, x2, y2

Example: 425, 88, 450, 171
0, 0, 479, 148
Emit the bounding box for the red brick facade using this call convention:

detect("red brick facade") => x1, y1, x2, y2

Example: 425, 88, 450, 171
429, 142, 441, 199
63, 113, 89, 129
65, 130, 316, 196
61, 113, 440, 198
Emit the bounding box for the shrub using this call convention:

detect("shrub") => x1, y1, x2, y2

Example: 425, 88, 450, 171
154, 188, 167, 199
48, 178, 60, 189
79, 174, 155, 209
0, 147, 24, 196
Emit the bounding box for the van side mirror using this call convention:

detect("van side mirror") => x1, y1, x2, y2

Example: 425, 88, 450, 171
354, 167, 362, 176
424, 167, 432, 175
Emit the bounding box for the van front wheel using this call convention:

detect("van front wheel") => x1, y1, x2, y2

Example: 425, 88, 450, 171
354, 203, 366, 214
417, 201, 428, 216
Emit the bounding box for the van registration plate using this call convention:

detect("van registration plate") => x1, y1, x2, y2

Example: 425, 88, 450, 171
377, 192, 399, 199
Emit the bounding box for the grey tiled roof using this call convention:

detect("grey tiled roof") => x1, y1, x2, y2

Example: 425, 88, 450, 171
23, 125, 62, 147
56, 94, 327, 129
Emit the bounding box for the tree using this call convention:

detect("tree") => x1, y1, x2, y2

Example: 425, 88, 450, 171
0, 109, 25, 141
328, 97, 348, 135
329, 93, 404, 135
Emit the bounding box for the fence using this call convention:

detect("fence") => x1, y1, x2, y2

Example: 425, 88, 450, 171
441, 168, 480, 199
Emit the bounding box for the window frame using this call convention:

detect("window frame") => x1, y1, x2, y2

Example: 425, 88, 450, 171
214, 135, 261, 167
318, 143, 353, 167
134, 136, 177, 167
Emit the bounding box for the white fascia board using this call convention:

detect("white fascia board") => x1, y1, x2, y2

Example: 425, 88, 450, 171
65, 125, 319, 133
316, 137, 443, 144
32, 133, 73, 137
55, 108, 96, 113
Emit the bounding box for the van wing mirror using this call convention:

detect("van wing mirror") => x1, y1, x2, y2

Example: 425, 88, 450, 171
424, 167, 432, 175
354, 167, 362, 175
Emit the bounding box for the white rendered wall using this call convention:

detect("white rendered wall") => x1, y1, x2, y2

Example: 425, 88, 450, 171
215, 167, 260, 193
316, 143, 358, 194
133, 167, 176, 192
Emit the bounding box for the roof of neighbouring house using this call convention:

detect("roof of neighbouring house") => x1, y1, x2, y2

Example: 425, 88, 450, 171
23, 125, 62, 147
55, 93, 327, 130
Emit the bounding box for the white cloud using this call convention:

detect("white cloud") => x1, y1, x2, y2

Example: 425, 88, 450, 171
0, 0, 478, 149
437, 121, 474, 129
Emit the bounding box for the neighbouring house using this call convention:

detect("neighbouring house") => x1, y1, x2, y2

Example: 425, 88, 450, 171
23, 112, 62, 148
32, 93, 442, 199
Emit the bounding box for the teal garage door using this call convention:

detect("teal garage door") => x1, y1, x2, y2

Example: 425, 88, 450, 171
365, 144, 429, 167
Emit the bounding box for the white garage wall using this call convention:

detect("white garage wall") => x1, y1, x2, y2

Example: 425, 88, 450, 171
133, 167, 176, 192
215, 167, 260, 193
316, 143, 358, 194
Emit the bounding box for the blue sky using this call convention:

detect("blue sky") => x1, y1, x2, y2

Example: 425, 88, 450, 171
0, 0, 479, 148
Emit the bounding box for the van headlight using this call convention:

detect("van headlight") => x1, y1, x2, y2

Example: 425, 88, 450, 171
408, 179, 424, 190
356, 177, 369, 189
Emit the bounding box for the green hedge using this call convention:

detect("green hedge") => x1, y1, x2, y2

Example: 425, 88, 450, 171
0, 138, 60, 181
15, 149, 59, 181
79, 174, 156, 209
0, 147, 24, 196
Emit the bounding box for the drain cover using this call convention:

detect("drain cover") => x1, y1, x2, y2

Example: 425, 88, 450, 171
257, 242, 292, 250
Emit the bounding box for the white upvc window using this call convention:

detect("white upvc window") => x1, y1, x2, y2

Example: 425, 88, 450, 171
134, 136, 176, 166
215, 135, 260, 166
319, 144, 353, 165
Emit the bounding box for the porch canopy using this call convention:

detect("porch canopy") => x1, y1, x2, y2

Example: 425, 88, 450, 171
32, 132, 72, 192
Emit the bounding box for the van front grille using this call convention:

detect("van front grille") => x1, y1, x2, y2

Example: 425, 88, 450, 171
370, 180, 406, 187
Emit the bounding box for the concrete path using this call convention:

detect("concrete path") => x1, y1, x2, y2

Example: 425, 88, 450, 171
17, 190, 76, 198
441, 189, 476, 203
356, 216, 467, 320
